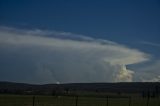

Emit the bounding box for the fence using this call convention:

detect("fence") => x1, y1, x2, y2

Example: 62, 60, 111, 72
0, 95, 160, 106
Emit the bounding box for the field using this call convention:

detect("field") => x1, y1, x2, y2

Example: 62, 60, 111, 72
0, 94, 160, 106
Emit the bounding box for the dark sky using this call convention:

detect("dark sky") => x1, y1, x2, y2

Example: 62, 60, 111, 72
0, 1, 160, 40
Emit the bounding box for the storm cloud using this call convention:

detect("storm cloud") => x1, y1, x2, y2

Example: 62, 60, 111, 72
0, 26, 149, 84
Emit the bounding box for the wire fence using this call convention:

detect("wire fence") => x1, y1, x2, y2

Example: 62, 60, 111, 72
0, 95, 160, 106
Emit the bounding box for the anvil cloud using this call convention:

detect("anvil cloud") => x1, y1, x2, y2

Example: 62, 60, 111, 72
0, 26, 149, 84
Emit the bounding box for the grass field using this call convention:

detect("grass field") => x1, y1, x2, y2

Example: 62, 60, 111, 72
0, 94, 160, 106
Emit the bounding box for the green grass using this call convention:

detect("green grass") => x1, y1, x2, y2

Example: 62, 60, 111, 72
0, 94, 159, 106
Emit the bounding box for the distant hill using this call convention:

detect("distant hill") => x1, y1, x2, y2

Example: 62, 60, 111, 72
0, 81, 160, 97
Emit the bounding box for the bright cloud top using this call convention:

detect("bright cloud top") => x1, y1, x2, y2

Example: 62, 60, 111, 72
0, 26, 149, 84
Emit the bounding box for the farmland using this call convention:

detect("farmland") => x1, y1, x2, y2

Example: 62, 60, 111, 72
0, 94, 160, 106
0, 82, 160, 106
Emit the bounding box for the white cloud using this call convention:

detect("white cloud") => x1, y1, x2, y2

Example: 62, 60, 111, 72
142, 76, 160, 82
115, 65, 134, 82
134, 60, 160, 82
0, 26, 150, 84
141, 41, 160, 48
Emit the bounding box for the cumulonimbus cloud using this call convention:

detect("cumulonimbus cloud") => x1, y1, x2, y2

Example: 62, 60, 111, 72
134, 60, 160, 82
0, 26, 149, 84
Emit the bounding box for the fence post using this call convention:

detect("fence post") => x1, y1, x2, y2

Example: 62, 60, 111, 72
106, 96, 109, 106
128, 97, 131, 106
146, 96, 150, 106
75, 96, 78, 106
33, 96, 35, 106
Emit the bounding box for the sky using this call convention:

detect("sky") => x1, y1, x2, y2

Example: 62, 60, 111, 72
0, 0, 160, 84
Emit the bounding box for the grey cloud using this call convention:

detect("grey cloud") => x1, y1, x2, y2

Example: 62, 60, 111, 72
134, 60, 160, 82
0, 27, 149, 84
